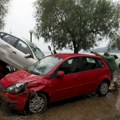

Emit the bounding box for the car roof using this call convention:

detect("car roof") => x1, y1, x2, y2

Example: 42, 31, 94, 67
0, 31, 36, 47
50, 53, 101, 59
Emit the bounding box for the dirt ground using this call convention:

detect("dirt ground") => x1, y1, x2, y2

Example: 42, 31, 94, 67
0, 75, 120, 120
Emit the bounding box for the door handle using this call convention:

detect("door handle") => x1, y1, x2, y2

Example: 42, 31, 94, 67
12, 51, 16, 54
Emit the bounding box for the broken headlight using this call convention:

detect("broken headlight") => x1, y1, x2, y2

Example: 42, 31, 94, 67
6, 83, 25, 94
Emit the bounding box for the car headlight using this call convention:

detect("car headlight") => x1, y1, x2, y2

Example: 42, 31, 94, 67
6, 83, 26, 94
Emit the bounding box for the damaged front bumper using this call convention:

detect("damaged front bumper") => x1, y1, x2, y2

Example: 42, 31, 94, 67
0, 93, 16, 109
0, 90, 29, 112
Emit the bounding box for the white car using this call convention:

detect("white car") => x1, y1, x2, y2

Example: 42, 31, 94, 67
0, 32, 45, 70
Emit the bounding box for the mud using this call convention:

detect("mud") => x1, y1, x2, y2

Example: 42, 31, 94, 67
0, 77, 120, 120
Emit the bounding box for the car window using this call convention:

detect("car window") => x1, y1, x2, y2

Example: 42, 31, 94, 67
0, 33, 17, 46
30, 44, 44, 60
16, 40, 32, 55
58, 57, 81, 74
86, 57, 95, 63
97, 58, 105, 68
80, 57, 104, 71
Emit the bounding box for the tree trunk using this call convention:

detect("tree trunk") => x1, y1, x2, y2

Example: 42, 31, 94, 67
74, 48, 79, 53
72, 40, 79, 53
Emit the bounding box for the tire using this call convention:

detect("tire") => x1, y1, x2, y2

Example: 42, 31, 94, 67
27, 93, 47, 114
97, 81, 109, 96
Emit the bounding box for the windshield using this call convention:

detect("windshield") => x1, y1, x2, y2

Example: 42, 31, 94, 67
27, 56, 63, 76
30, 44, 45, 60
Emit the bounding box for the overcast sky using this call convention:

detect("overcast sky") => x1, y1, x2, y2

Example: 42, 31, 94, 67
4, 0, 51, 53
3, 0, 120, 53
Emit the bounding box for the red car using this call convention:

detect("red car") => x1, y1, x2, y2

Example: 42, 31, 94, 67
0, 53, 111, 114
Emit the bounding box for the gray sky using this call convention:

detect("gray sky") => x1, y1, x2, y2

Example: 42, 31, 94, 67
4, 0, 51, 53
5, 0, 35, 37
4, 0, 120, 53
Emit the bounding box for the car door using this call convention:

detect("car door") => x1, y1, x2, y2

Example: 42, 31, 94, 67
11, 40, 36, 69
0, 33, 19, 66
77, 57, 105, 95
50, 57, 82, 101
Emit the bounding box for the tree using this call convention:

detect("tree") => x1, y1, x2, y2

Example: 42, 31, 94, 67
0, 0, 10, 29
34, 0, 120, 53
112, 38, 120, 50
109, 34, 120, 51
106, 30, 120, 51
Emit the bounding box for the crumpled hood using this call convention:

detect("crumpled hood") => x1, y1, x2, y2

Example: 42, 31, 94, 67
0, 70, 45, 88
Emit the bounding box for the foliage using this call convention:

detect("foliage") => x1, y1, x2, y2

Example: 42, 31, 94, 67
114, 38, 120, 50
34, 0, 120, 53
111, 37, 120, 50
108, 31, 120, 50
0, 0, 10, 29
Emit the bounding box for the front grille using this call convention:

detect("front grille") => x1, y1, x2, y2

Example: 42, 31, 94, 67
0, 84, 5, 92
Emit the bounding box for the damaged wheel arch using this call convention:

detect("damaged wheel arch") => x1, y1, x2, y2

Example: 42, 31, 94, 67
24, 91, 49, 114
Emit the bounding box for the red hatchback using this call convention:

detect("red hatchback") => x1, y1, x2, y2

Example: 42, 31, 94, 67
0, 53, 111, 114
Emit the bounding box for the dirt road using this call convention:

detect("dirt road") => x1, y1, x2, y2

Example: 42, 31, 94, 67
0, 91, 120, 120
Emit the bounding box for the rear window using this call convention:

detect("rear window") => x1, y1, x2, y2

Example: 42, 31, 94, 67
0, 33, 17, 46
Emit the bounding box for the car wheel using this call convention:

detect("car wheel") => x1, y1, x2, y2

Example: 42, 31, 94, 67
27, 93, 47, 114
97, 81, 109, 96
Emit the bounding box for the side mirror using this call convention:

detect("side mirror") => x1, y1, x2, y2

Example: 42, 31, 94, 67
56, 71, 65, 78
25, 54, 33, 59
